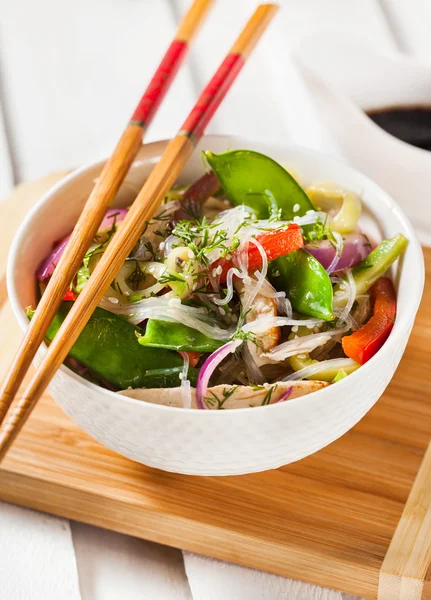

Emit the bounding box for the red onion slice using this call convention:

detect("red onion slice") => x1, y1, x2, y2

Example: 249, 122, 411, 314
36, 208, 128, 281
306, 233, 371, 273
277, 387, 293, 402
195, 340, 242, 409
36, 234, 71, 281
98, 208, 128, 231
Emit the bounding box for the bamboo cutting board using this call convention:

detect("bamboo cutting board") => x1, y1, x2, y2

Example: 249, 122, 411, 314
0, 175, 430, 599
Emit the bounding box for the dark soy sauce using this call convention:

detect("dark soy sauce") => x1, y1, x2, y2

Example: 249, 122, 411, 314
366, 106, 431, 151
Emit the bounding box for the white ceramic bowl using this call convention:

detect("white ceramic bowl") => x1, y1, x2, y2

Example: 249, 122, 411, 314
7, 135, 424, 476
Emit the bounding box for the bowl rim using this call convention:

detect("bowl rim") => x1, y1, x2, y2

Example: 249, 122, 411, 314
7, 135, 425, 418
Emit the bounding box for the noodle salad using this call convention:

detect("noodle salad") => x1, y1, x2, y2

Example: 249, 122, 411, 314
33, 149, 408, 409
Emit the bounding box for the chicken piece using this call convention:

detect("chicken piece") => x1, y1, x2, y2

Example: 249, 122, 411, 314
246, 293, 281, 353
238, 278, 281, 368
119, 380, 329, 410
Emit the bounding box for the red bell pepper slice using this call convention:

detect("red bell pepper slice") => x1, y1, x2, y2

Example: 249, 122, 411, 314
183, 351, 201, 367
214, 223, 304, 283
63, 289, 77, 301
342, 277, 396, 365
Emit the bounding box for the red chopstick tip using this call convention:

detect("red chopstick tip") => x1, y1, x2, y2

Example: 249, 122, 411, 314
180, 53, 245, 144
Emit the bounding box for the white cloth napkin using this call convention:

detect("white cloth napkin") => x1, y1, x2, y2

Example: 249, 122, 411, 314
184, 553, 350, 600
72, 523, 191, 600
0, 502, 81, 600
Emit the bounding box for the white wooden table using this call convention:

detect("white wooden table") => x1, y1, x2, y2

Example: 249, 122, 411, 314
0, 1, 430, 598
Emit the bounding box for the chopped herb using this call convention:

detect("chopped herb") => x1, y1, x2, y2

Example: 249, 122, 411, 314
127, 261, 147, 291
261, 384, 277, 406
73, 214, 120, 293
172, 219, 232, 267
204, 385, 238, 409
158, 271, 186, 285
302, 214, 331, 243
144, 241, 157, 261
112, 280, 124, 295
152, 206, 178, 221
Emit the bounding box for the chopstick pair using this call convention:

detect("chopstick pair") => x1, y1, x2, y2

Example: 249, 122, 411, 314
0, 2, 279, 458
0, 0, 213, 426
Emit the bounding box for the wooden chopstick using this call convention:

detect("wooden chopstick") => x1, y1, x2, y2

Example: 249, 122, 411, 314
0, 3, 278, 459
0, 0, 213, 424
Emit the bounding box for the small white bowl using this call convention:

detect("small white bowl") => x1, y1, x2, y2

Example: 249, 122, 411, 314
294, 35, 431, 238
7, 135, 424, 476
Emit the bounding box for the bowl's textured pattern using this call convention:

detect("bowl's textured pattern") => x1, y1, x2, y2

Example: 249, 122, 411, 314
44, 315, 413, 476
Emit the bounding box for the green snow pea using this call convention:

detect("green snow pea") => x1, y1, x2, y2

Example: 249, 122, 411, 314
136, 367, 199, 388
29, 301, 184, 389
138, 319, 223, 353
268, 249, 334, 321
351, 233, 408, 296
204, 150, 313, 219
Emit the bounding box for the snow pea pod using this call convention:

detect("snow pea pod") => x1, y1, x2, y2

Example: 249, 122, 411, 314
351, 233, 408, 296
204, 150, 313, 219
29, 301, 184, 389
138, 319, 223, 353
137, 367, 199, 388
268, 249, 334, 321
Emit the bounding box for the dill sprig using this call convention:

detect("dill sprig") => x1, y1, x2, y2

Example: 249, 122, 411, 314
73, 213, 120, 293
126, 261, 147, 291
302, 214, 334, 244
152, 206, 178, 222
172, 218, 232, 267
261, 384, 278, 406
204, 386, 238, 410
158, 271, 186, 285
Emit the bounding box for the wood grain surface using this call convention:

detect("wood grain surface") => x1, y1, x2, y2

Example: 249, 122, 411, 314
379, 440, 431, 599
0, 174, 430, 599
